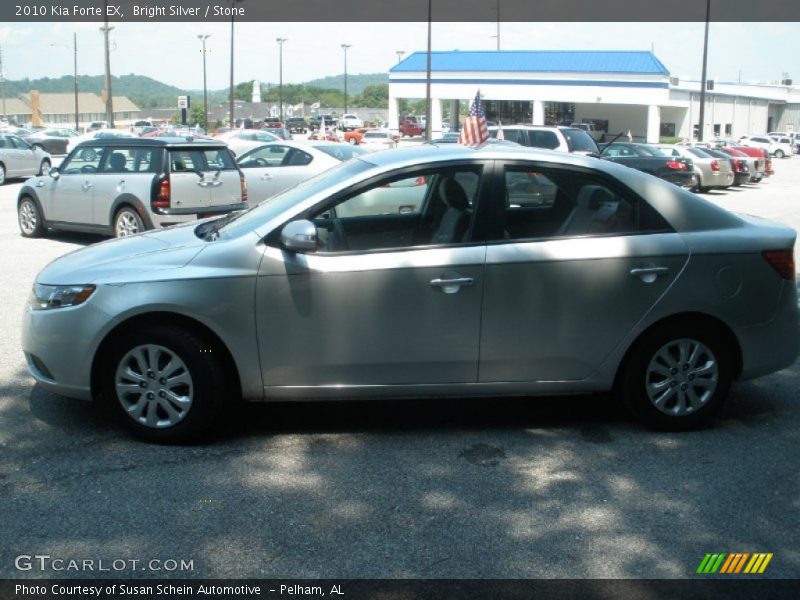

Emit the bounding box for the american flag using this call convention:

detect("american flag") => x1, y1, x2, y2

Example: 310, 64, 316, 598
459, 91, 489, 147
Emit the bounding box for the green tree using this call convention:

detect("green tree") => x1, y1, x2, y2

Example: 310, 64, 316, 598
189, 104, 206, 126
355, 83, 388, 108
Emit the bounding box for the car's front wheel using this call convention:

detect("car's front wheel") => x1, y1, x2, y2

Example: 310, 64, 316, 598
103, 325, 227, 442
618, 322, 733, 431
0, 163, 6, 185
774, 149, 785, 159
18, 196, 45, 238
114, 206, 144, 237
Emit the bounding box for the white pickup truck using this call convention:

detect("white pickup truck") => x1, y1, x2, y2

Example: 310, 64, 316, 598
340, 113, 364, 131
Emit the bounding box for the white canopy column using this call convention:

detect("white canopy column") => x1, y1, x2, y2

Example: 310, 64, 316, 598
532, 100, 545, 125
646, 105, 661, 143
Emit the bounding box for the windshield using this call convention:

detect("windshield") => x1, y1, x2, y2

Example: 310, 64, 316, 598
219, 158, 374, 238
562, 128, 599, 153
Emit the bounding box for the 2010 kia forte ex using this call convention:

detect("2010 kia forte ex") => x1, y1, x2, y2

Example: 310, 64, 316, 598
21, 144, 799, 442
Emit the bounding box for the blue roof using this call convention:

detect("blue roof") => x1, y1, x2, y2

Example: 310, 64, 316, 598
390, 51, 669, 76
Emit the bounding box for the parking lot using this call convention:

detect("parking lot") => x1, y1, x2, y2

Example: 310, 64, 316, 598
1, 156, 799, 579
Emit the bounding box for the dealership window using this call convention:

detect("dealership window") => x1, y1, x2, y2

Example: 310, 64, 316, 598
660, 123, 676, 137
725, 124, 732, 135
713, 124, 721, 136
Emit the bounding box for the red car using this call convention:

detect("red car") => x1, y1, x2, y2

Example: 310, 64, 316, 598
720, 146, 767, 182
399, 118, 423, 137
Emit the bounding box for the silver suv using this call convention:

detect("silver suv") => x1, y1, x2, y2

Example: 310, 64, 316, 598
17, 138, 247, 238
488, 125, 600, 155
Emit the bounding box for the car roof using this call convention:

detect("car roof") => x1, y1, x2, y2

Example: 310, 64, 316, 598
76, 137, 225, 148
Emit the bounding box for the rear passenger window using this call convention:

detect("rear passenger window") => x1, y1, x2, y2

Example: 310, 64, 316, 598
170, 150, 199, 172
499, 166, 670, 241
528, 131, 559, 150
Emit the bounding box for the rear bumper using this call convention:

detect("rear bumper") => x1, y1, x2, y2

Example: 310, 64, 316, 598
662, 172, 697, 188
151, 202, 248, 228
737, 280, 799, 380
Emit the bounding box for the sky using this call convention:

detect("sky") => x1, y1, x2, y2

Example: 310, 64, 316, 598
0, 21, 798, 91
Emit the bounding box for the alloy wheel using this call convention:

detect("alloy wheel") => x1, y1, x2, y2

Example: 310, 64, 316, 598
116, 210, 141, 237
19, 200, 38, 235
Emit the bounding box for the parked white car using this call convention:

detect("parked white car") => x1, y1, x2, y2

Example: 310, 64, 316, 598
237, 141, 367, 204
0, 133, 53, 184
339, 114, 364, 131
213, 129, 280, 156
739, 135, 785, 157
359, 130, 398, 151
767, 135, 793, 158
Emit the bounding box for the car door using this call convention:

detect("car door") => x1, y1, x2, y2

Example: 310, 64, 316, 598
198, 147, 243, 209
45, 146, 106, 225
167, 149, 212, 209
478, 161, 689, 382
255, 162, 492, 390
236, 145, 283, 202
9, 136, 38, 175
270, 147, 322, 196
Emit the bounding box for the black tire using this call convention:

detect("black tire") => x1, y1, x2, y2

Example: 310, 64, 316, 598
774, 150, 785, 159
114, 206, 145, 237
0, 162, 6, 185
18, 196, 45, 238
39, 158, 51, 176
101, 324, 227, 443
617, 320, 733, 431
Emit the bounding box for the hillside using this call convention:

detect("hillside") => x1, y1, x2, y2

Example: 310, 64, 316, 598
2, 74, 185, 109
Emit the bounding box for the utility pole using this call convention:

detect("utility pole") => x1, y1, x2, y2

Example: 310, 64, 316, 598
277, 38, 287, 122
100, 0, 114, 127
198, 34, 211, 131
697, 0, 711, 142
495, 0, 501, 50
341, 44, 351, 114
396, 50, 405, 64
73, 33, 79, 131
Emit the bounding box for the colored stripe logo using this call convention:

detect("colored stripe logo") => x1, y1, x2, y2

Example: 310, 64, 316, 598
696, 553, 773, 574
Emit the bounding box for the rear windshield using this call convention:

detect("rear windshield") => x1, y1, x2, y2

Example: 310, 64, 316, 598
686, 147, 713, 159
527, 130, 560, 150
636, 144, 668, 157
561, 128, 599, 153
363, 131, 388, 138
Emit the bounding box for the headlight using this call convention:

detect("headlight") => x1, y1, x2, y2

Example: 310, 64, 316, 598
30, 284, 96, 310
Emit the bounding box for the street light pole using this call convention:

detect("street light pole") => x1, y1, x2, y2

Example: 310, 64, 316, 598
229, 0, 244, 127
396, 50, 405, 64
198, 34, 210, 131
425, 0, 432, 141
73, 33, 79, 131
341, 44, 351, 114
276, 37, 287, 122
698, 0, 711, 142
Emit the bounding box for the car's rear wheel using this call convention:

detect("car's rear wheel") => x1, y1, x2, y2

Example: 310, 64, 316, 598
103, 325, 226, 442
114, 206, 144, 237
18, 196, 44, 238
39, 158, 51, 176
774, 149, 785, 159
348, 137, 357, 145
618, 322, 732, 431
0, 163, 6, 185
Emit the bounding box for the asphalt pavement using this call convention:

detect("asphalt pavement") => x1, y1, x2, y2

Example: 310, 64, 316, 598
0, 155, 799, 580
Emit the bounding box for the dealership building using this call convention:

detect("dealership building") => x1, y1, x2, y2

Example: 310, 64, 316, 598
388, 50, 800, 141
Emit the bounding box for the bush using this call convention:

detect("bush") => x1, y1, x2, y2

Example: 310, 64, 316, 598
660, 136, 682, 144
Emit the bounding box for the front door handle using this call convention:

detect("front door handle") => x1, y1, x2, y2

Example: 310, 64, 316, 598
430, 276, 474, 294
82, 181, 93, 191
630, 266, 669, 283
260, 174, 272, 181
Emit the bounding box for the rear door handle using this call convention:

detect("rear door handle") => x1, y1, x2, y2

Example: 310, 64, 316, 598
630, 266, 669, 283
430, 277, 474, 294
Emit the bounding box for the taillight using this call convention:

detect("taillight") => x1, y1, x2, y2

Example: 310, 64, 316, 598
152, 178, 170, 209
240, 173, 248, 203
763, 250, 795, 280
710, 159, 719, 172
665, 159, 686, 170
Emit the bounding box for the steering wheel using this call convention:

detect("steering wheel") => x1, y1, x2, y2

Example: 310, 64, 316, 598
81, 165, 97, 173
254, 157, 269, 167
331, 218, 350, 251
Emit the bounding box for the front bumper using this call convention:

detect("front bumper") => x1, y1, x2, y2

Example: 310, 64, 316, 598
21, 300, 110, 401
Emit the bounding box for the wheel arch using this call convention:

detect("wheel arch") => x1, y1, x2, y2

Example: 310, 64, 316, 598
109, 194, 155, 230
90, 311, 242, 403
614, 312, 743, 391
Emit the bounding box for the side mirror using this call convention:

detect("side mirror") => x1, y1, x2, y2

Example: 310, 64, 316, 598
48, 167, 60, 179
280, 220, 318, 252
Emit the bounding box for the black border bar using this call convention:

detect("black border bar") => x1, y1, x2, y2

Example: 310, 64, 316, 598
4, 0, 800, 22
2, 579, 800, 600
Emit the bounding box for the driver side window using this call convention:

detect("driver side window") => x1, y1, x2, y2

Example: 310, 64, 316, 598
61, 146, 106, 174
308, 166, 483, 253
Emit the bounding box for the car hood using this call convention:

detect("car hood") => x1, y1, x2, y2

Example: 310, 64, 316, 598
36, 221, 208, 286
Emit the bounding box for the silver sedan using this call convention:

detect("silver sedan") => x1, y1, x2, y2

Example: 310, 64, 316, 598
657, 144, 735, 192
21, 145, 798, 442
0, 133, 52, 184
